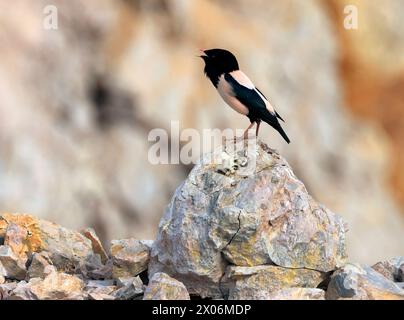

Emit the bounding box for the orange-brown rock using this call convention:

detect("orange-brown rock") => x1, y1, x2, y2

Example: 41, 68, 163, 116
81, 228, 108, 263
0, 213, 94, 273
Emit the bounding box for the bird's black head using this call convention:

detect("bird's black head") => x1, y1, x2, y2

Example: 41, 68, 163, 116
200, 48, 239, 87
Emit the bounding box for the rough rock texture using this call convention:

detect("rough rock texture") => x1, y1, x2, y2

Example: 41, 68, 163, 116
326, 263, 404, 300
0, 213, 94, 273
0, 213, 402, 300
0, 245, 27, 280
110, 239, 150, 279
224, 265, 326, 300
29, 270, 85, 300
113, 276, 144, 300
27, 252, 53, 279
143, 272, 190, 300
149, 141, 347, 298
372, 257, 404, 282
265, 288, 325, 300
0, 0, 403, 268
81, 228, 109, 264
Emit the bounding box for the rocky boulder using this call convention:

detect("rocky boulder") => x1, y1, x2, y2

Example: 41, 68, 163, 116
326, 263, 404, 300
149, 140, 347, 298
0, 213, 95, 273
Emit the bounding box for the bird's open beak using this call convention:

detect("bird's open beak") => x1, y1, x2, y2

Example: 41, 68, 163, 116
198, 48, 207, 58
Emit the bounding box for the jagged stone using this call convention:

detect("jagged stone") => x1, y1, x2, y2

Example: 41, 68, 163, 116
0, 213, 94, 274
224, 265, 326, 300
78, 254, 112, 280
27, 252, 53, 279
111, 239, 150, 279
84, 279, 116, 299
7, 280, 37, 300
0, 281, 18, 299
112, 276, 143, 300
4, 223, 29, 258
28, 269, 85, 300
0, 245, 27, 280
81, 228, 108, 263
143, 272, 190, 300
326, 263, 404, 300
372, 256, 404, 282
149, 141, 347, 298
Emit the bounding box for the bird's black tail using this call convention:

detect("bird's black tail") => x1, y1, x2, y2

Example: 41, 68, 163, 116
275, 123, 290, 144
260, 111, 291, 144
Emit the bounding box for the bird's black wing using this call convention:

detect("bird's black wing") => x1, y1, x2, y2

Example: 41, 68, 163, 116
255, 87, 285, 122
224, 73, 290, 143
224, 74, 271, 117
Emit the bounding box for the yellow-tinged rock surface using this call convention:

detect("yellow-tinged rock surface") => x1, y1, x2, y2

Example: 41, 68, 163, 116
225, 265, 326, 300
0, 213, 96, 272
143, 272, 190, 300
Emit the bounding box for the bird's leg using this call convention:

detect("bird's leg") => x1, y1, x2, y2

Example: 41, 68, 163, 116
255, 121, 261, 137
243, 122, 255, 139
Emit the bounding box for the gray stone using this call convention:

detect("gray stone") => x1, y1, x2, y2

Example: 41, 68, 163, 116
326, 263, 404, 300
112, 276, 143, 300
27, 252, 53, 279
0, 245, 27, 280
78, 253, 112, 280
110, 239, 150, 278
372, 256, 404, 282
84, 279, 116, 299
399, 265, 404, 282
7, 280, 37, 300
149, 141, 347, 298
143, 272, 190, 300
0, 281, 18, 299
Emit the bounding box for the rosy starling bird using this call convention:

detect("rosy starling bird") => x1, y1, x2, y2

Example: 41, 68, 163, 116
200, 48, 290, 143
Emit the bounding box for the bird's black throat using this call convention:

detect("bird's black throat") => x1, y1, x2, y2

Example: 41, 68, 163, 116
203, 64, 222, 88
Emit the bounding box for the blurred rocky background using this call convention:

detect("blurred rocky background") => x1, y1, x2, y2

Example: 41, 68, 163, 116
0, 0, 403, 264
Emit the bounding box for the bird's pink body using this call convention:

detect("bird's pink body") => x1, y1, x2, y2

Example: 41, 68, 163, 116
217, 70, 275, 116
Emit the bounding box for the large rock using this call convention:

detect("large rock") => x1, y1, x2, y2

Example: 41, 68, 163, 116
0, 213, 96, 274
150, 140, 347, 298
143, 272, 190, 300
224, 265, 326, 300
326, 263, 404, 300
